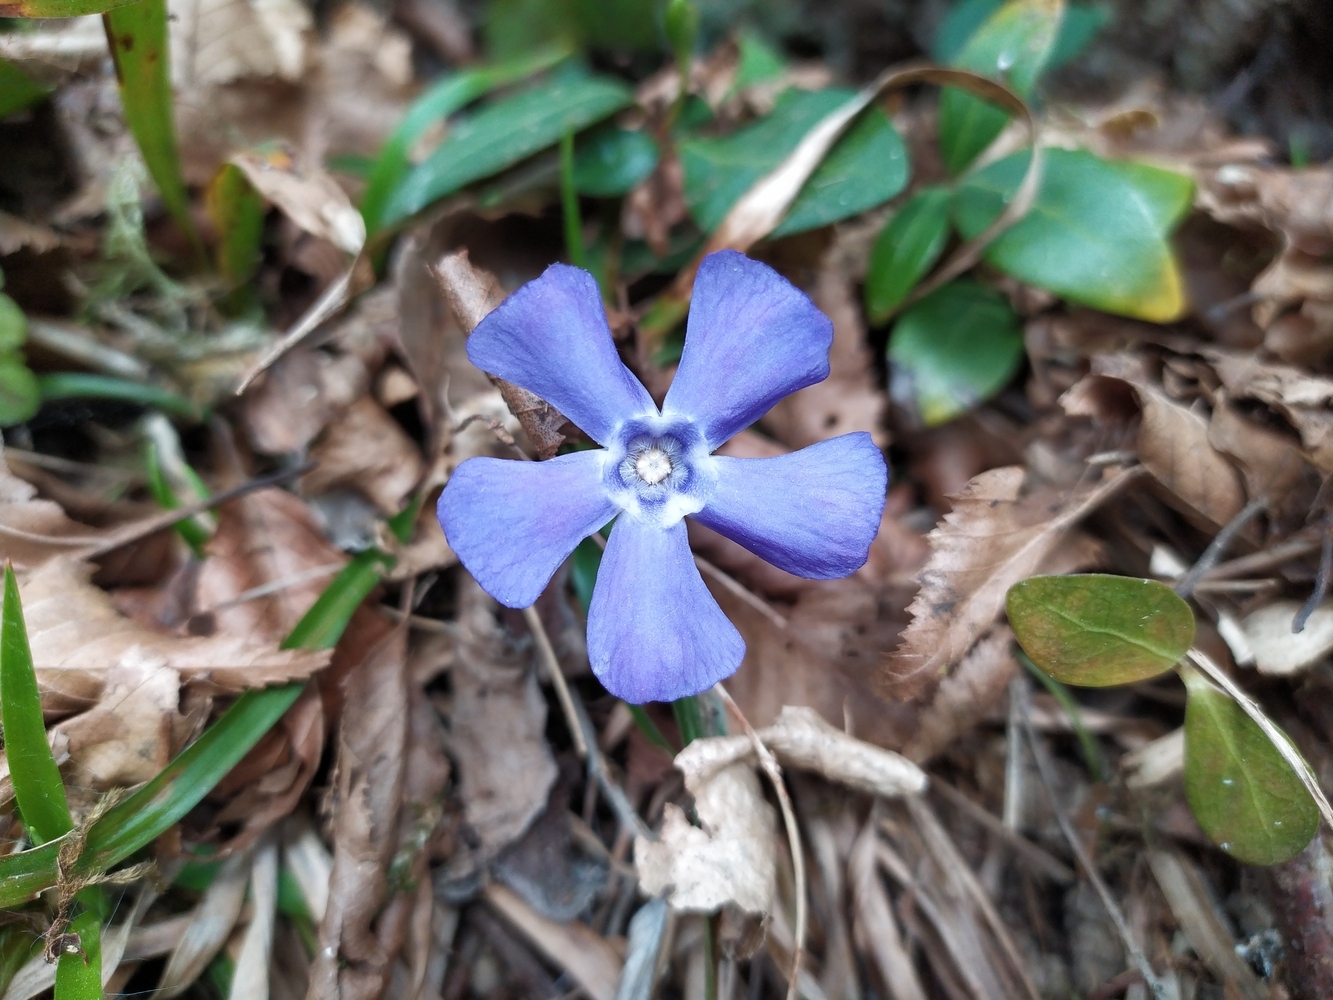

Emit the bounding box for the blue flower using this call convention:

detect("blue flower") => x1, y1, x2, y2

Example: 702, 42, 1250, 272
438, 250, 888, 704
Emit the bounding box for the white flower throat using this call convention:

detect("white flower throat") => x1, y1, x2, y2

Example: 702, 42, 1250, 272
634, 447, 673, 485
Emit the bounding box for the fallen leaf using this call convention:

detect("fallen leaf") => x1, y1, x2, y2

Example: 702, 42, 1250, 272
901, 626, 1018, 763
302, 396, 423, 516
238, 345, 369, 455
157, 849, 252, 998
1207, 395, 1319, 534
308, 625, 409, 1000
230, 148, 365, 256
19, 556, 329, 717
1204, 348, 1333, 474
1240, 600, 1333, 676
880, 465, 1132, 700
635, 755, 776, 914
169, 0, 312, 88
0, 453, 108, 569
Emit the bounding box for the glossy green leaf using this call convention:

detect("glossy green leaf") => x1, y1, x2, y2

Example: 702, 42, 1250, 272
934, 0, 1105, 69
938, 0, 1064, 174
952, 147, 1192, 321
1006, 574, 1195, 686
360, 45, 569, 234
680, 88, 909, 238
1046, 2, 1110, 68
887, 279, 1023, 425
572, 126, 659, 196
0, 293, 29, 352
673, 695, 706, 746
38, 373, 204, 422
54, 910, 101, 1000
1182, 667, 1319, 866
385, 74, 633, 225
105, 0, 200, 252
0, 59, 48, 118
1, 564, 71, 844
205, 163, 265, 291
865, 186, 953, 322
664, 0, 699, 79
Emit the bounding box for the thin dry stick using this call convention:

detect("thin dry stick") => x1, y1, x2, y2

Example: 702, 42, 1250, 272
521, 605, 589, 759
1294, 512, 1333, 632
1175, 497, 1267, 599
1016, 680, 1167, 1000
1185, 648, 1333, 833
713, 684, 805, 1000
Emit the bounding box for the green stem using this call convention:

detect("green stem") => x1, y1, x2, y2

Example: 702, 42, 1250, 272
559, 131, 587, 270
39, 373, 204, 422
672, 695, 706, 746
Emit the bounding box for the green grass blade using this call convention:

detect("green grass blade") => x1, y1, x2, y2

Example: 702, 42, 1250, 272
39, 373, 204, 422
281, 550, 391, 651
103, 0, 201, 254
2, 564, 73, 845
628, 704, 675, 755
360, 44, 569, 235
144, 442, 211, 557
53, 909, 102, 1000
559, 131, 587, 269
672, 695, 706, 746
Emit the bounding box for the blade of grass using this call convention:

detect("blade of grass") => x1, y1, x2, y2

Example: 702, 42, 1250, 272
39, 373, 205, 422
144, 442, 211, 557
53, 910, 102, 1000
360, 44, 570, 236
2, 563, 72, 846
103, 0, 202, 256
558, 130, 588, 270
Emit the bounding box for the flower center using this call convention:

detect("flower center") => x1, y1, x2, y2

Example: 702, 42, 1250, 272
634, 447, 673, 485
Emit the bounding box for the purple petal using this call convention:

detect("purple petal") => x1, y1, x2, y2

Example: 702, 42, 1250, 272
588, 517, 744, 704
467, 264, 656, 444
693, 433, 887, 579
438, 451, 615, 608
664, 250, 833, 448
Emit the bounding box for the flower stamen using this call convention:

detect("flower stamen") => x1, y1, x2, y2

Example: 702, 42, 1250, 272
635, 447, 673, 485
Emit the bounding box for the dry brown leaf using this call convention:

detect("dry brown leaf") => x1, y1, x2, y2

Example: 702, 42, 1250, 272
231, 148, 364, 256
482, 884, 623, 1000
441, 580, 558, 882
881, 465, 1132, 701
0, 454, 108, 569
1208, 396, 1319, 533
238, 346, 369, 455
901, 626, 1018, 763
1240, 600, 1333, 676
19, 556, 329, 716
635, 754, 777, 914
194, 488, 348, 642
308, 626, 409, 1000
1069, 356, 1246, 528
169, 0, 311, 87
157, 850, 252, 998
1204, 348, 1333, 473
301, 396, 423, 515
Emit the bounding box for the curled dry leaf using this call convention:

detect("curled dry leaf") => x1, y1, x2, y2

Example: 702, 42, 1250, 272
440, 580, 558, 883
881, 466, 1131, 700
635, 758, 777, 915
19, 556, 329, 716
238, 345, 370, 455
1204, 348, 1333, 473
1065, 355, 1246, 529
1208, 396, 1319, 534
231, 148, 365, 256
308, 626, 409, 1000
1240, 601, 1333, 676
0, 455, 108, 569
302, 396, 423, 515
901, 626, 1018, 764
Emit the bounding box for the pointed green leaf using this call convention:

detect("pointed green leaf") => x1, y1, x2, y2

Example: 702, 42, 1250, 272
360, 45, 569, 234
938, 0, 1064, 173
53, 910, 101, 1000
1006, 574, 1194, 685
104, 0, 200, 252
573, 126, 659, 196
865, 186, 953, 322
679, 88, 909, 238
953, 148, 1192, 321
887, 279, 1023, 425
1, 564, 72, 845
385, 74, 633, 225
1182, 667, 1319, 866
0, 59, 48, 119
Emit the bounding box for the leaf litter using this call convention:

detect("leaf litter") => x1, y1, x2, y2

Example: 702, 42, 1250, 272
4, 2, 1333, 999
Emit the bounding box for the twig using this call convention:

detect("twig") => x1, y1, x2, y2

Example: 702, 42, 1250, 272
1185, 648, 1333, 833
1175, 497, 1267, 599
1198, 532, 1322, 582
1294, 512, 1333, 632
198, 562, 346, 614
1016, 679, 1168, 1000
521, 605, 588, 759
713, 684, 805, 1000
694, 555, 788, 629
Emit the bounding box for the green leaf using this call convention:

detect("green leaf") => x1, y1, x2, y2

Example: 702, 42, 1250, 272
360, 45, 569, 235
1182, 667, 1319, 866
887, 279, 1024, 425
933, 0, 1003, 62
0, 59, 48, 119
1, 564, 72, 845
679, 88, 909, 238
0, 293, 29, 352
952, 147, 1192, 321
385, 74, 634, 225
572, 126, 659, 196
938, 0, 1064, 174
37, 373, 204, 422
205, 163, 265, 291
0, 0, 136, 13
865, 186, 953, 322
934, 0, 1106, 71
0, 926, 40, 998
1006, 574, 1195, 686
53, 909, 101, 1000
144, 442, 211, 557
105, 0, 201, 252
1046, 2, 1109, 69
0, 355, 41, 427
732, 29, 786, 92
484, 0, 660, 58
